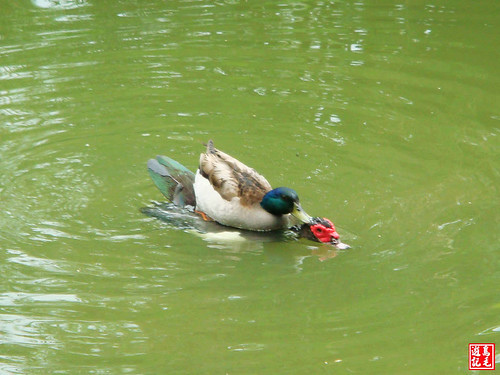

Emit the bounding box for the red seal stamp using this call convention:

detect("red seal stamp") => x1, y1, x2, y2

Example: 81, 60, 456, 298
469, 343, 495, 370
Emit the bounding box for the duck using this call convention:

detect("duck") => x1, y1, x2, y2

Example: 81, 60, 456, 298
147, 140, 313, 231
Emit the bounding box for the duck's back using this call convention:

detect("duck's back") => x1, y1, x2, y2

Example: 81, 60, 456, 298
198, 140, 272, 206
194, 141, 289, 231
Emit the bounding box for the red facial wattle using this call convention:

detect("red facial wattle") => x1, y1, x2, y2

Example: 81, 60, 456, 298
310, 218, 340, 243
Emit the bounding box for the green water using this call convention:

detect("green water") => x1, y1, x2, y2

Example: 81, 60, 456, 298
1, 0, 498, 374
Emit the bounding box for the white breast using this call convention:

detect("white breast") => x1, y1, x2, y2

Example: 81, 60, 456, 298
193, 170, 289, 231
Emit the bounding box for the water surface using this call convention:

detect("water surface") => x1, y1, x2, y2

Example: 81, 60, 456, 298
1, 1, 498, 374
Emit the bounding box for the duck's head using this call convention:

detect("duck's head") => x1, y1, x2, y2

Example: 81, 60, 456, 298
260, 187, 312, 224
298, 217, 351, 249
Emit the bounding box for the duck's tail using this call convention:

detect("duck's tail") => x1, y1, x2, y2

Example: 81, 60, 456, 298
147, 156, 196, 207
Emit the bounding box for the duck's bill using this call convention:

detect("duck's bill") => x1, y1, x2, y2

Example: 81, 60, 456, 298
330, 239, 351, 250
292, 203, 313, 224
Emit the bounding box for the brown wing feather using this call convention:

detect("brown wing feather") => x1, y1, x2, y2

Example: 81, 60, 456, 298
199, 140, 272, 206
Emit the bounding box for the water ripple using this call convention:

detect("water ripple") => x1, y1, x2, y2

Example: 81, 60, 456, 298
6, 249, 69, 273
0, 292, 82, 305
31, 0, 90, 10
227, 343, 266, 352
0, 313, 61, 347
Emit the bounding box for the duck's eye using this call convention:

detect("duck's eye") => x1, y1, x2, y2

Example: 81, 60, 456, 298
315, 227, 322, 233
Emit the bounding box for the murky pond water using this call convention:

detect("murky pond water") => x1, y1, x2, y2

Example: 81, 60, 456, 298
1, 1, 498, 374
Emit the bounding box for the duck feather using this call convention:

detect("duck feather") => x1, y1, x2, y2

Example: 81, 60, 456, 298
199, 140, 272, 206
